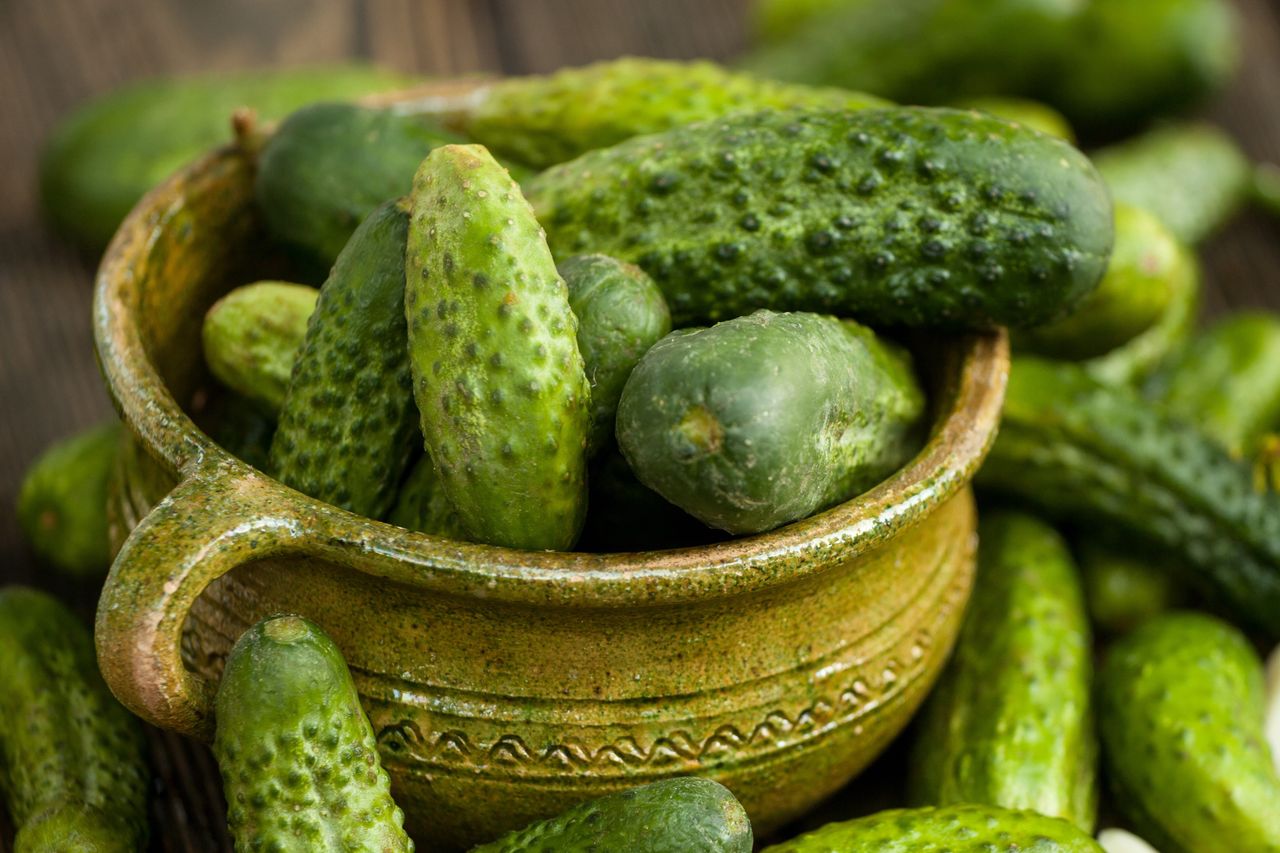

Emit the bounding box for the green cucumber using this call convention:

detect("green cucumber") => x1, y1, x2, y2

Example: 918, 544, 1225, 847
616, 310, 924, 535
40, 65, 415, 251
385, 455, 469, 540
977, 357, 1280, 638
526, 106, 1113, 329
469, 777, 752, 852
559, 254, 671, 456
950, 95, 1075, 142
406, 144, 589, 551
0, 587, 149, 851
759, 803, 1102, 852
1077, 543, 1184, 635
201, 393, 277, 472
203, 281, 318, 415
17, 422, 119, 579
214, 615, 410, 852
908, 511, 1096, 830
268, 200, 418, 519
1097, 613, 1280, 853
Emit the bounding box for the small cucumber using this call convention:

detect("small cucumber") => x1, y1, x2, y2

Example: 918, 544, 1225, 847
526, 106, 1113, 329
0, 587, 149, 851
214, 615, 411, 852
1077, 543, 1184, 636
908, 511, 1096, 830
17, 422, 119, 579
1097, 613, 1280, 853
759, 804, 1103, 852
469, 777, 752, 853
268, 200, 418, 520
203, 281, 318, 415
616, 310, 924, 535
950, 96, 1075, 142
977, 357, 1280, 638
385, 455, 469, 540
559, 254, 671, 456
406, 145, 589, 550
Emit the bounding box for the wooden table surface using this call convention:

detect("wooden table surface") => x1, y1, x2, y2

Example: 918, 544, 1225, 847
1, 0, 1277, 848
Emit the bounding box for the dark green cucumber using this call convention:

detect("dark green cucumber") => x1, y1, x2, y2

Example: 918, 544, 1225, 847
616, 311, 924, 535
759, 804, 1102, 852
200, 393, 277, 472
214, 615, 411, 852
0, 587, 149, 851
1097, 613, 1280, 853
1077, 543, 1184, 635
559, 254, 672, 456
268, 200, 418, 519
406, 145, 589, 551
949, 96, 1075, 142
40, 65, 415, 251
469, 777, 752, 852
203, 281, 318, 414
254, 102, 465, 267
908, 511, 1096, 830
977, 357, 1280, 638
526, 106, 1113, 329
17, 422, 119, 579
385, 455, 469, 540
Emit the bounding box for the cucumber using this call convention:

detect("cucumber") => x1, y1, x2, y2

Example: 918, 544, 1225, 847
559, 254, 671, 456
406, 145, 589, 551
39, 65, 415, 251
759, 804, 1103, 852
0, 587, 149, 851
950, 95, 1075, 142
977, 357, 1280, 638
1077, 543, 1184, 635
616, 311, 924, 535
268, 200, 418, 520
254, 102, 465, 267
908, 511, 1096, 830
214, 615, 410, 852
17, 422, 119, 579
200, 392, 277, 472
1097, 613, 1280, 853
526, 106, 1113, 330
203, 281, 318, 415
469, 777, 752, 853
385, 455, 469, 540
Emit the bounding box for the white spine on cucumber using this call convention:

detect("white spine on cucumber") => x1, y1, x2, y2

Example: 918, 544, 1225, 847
1098, 828, 1160, 853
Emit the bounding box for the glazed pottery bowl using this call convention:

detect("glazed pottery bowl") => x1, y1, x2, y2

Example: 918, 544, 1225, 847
93, 92, 1008, 851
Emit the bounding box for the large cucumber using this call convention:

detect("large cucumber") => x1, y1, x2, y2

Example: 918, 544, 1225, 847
977, 357, 1280, 638
0, 587, 149, 851
526, 106, 1113, 329
908, 511, 1096, 830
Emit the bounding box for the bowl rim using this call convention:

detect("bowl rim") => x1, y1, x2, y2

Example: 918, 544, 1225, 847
93, 98, 1008, 609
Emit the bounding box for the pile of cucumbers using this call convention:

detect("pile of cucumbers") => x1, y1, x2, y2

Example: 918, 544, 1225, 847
11, 4, 1280, 848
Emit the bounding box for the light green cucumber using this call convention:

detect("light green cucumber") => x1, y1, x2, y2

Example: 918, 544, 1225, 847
526, 106, 1113, 330
1077, 543, 1184, 635
214, 615, 410, 852
268, 200, 418, 519
203, 281, 317, 414
950, 96, 1075, 142
1098, 613, 1280, 853
0, 587, 149, 851
909, 511, 1096, 830
469, 778, 752, 852
616, 310, 924, 535
406, 144, 589, 551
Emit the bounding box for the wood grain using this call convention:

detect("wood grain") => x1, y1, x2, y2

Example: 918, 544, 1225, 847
0, 0, 1277, 849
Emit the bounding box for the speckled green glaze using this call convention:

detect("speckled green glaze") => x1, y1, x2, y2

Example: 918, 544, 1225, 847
92, 83, 1008, 852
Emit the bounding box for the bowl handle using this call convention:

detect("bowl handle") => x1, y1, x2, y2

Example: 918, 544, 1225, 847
95, 457, 304, 741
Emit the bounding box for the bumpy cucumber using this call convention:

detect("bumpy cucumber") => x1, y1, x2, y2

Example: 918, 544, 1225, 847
470, 777, 752, 853
269, 200, 418, 519
760, 804, 1103, 852
203, 281, 317, 414
1078, 543, 1183, 635
254, 102, 465, 267
559, 254, 671, 456
977, 357, 1280, 638
17, 422, 119, 579
448, 57, 886, 169
950, 96, 1075, 142
909, 512, 1096, 830
1094, 123, 1252, 245
214, 615, 410, 852
526, 106, 1113, 329
406, 145, 589, 550
617, 311, 924, 535
0, 587, 149, 851
40, 65, 414, 251
1098, 613, 1280, 853
385, 455, 468, 539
